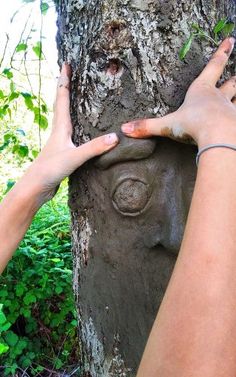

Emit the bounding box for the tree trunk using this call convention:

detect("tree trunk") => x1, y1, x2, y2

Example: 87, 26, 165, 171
56, 1, 235, 375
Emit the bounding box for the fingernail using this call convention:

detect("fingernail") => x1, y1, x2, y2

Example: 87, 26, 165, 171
121, 123, 134, 134
229, 37, 235, 48
104, 133, 119, 145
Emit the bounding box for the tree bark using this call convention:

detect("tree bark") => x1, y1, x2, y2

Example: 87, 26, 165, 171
56, 1, 235, 376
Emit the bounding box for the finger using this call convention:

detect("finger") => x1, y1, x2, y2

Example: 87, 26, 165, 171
121, 112, 193, 143
53, 63, 72, 135
233, 97, 236, 105
68, 133, 119, 168
197, 38, 235, 85
220, 76, 236, 100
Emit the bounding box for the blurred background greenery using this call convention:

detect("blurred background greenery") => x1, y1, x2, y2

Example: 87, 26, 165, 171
0, 1, 79, 376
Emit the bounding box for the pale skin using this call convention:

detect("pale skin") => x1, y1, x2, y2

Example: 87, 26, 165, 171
0, 37, 236, 376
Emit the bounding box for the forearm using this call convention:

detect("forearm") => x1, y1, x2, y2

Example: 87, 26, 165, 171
0, 172, 43, 274
138, 148, 236, 377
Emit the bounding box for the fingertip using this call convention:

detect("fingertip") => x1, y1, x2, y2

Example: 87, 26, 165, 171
104, 132, 119, 146
121, 122, 135, 135
121, 120, 150, 138
61, 62, 72, 78
219, 37, 235, 56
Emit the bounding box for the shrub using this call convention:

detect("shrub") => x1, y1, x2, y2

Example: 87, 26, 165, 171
0, 186, 80, 376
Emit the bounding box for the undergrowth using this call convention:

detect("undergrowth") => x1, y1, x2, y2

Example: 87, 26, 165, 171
0, 184, 80, 376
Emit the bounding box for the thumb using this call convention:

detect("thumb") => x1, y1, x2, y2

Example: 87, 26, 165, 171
121, 112, 179, 139
69, 133, 119, 168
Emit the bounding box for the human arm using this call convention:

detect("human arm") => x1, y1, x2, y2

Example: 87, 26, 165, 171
0, 64, 119, 274
122, 38, 236, 377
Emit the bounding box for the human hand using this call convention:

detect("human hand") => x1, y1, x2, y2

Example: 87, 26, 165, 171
24, 64, 119, 206
121, 38, 236, 149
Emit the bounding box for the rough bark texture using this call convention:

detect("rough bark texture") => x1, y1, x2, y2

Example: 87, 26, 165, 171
56, 1, 235, 376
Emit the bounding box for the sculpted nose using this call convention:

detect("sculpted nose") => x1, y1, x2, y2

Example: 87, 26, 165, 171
160, 174, 187, 254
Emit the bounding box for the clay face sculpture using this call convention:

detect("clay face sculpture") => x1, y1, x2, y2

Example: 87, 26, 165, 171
70, 136, 197, 372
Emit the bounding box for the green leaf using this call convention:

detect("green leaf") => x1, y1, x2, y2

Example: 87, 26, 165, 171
4, 180, 16, 195
34, 109, 48, 130
41, 2, 49, 15
213, 18, 227, 35
8, 92, 19, 102
23, 292, 37, 305
32, 41, 43, 59
50, 258, 61, 263
2, 68, 13, 80
10, 81, 15, 92
12, 144, 29, 158
17, 339, 27, 352
54, 358, 63, 369
5, 331, 18, 347
16, 283, 26, 297
179, 34, 194, 60
0, 343, 9, 355
0, 141, 10, 152
55, 286, 63, 294
0, 89, 5, 99
21, 92, 34, 110
1, 322, 11, 331
16, 43, 27, 52
41, 103, 48, 113
191, 23, 201, 32
222, 22, 235, 37
32, 149, 39, 158
21, 357, 32, 368
0, 311, 7, 325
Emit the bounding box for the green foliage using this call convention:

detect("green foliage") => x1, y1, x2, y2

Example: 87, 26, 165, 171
0, 0, 52, 168
32, 41, 43, 60
179, 34, 194, 61
0, 188, 80, 376
41, 2, 49, 15
179, 18, 235, 60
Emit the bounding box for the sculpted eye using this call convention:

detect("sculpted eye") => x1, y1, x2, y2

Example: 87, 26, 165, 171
112, 178, 150, 216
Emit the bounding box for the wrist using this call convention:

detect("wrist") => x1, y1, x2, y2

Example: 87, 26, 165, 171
13, 172, 47, 213
197, 127, 236, 149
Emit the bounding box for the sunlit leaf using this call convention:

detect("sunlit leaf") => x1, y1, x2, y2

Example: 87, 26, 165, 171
32, 149, 39, 158
213, 18, 227, 35
32, 41, 43, 59
0, 343, 9, 355
2, 68, 13, 80
41, 2, 49, 15
12, 144, 29, 158
3, 180, 16, 195
8, 92, 19, 102
21, 92, 34, 110
179, 34, 194, 60
34, 107, 48, 129
16, 43, 27, 52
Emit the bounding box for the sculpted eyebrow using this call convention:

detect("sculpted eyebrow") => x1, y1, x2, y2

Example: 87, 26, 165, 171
95, 134, 157, 170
